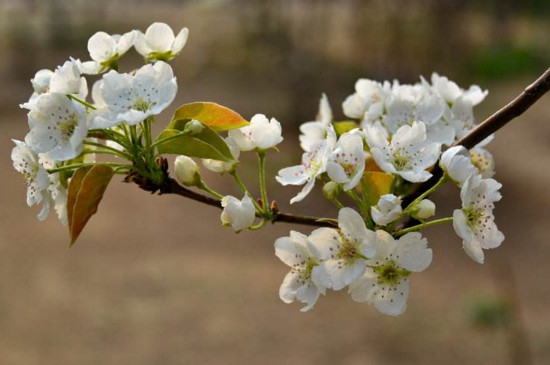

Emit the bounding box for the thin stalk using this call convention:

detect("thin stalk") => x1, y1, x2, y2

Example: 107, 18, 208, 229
249, 218, 268, 231
394, 217, 453, 237
68, 94, 96, 110
197, 182, 224, 200
231, 171, 263, 211
257, 151, 269, 212
47, 162, 131, 174
404, 175, 448, 213
346, 189, 374, 228
83, 141, 132, 160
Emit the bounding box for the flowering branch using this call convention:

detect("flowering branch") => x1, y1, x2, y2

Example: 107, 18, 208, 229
11, 21, 549, 316
153, 67, 550, 229
156, 177, 336, 227
403, 67, 550, 207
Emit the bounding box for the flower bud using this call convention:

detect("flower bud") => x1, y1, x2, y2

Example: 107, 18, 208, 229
184, 120, 205, 136
174, 155, 200, 186
322, 181, 341, 201
411, 199, 436, 220
221, 195, 256, 232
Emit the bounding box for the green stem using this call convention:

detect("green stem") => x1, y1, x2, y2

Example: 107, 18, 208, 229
150, 130, 191, 150
257, 151, 269, 212
248, 218, 268, 231
331, 198, 345, 210
47, 162, 131, 174
394, 217, 453, 237
83, 141, 132, 160
231, 171, 262, 212
68, 94, 96, 110
404, 175, 448, 214
197, 182, 224, 200
346, 189, 374, 229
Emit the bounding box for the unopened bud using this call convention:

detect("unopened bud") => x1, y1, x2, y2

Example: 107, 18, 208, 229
184, 120, 205, 136
411, 199, 436, 220
322, 181, 341, 201
174, 155, 201, 186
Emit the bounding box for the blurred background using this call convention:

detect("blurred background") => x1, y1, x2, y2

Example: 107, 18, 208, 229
1, 0, 549, 364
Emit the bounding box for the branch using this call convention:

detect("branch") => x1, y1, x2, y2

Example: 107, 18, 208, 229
157, 177, 335, 227
153, 68, 549, 229
404, 67, 550, 207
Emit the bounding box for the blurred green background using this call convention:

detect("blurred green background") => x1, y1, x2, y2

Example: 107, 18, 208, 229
1, 0, 549, 364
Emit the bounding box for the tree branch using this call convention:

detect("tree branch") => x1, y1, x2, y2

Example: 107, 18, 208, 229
154, 68, 549, 229
157, 177, 335, 227
404, 67, 550, 207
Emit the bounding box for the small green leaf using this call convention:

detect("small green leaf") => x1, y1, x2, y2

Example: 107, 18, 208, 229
171, 102, 248, 131
333, 121, 359, 137
155, 120, 235, 162
67, 165, 114, 247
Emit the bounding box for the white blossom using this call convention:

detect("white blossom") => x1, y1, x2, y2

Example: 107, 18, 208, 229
89, 61, 177, 128
276, 139, 331, 204
275, 231, 326, 312
308, 208, 377, 291
349, 230, 432, 316
371, 194, 402, 226
174, 155, 200, 186
202, 137, 240, 173
365, 121, 441, 183
49, 59, 88, 98
25, 93, 88, 161
383, 82, 455, 146
135, 22, 189, 61
299, 93, 334, 152
439, 145, 478, 187
221, 195, 256, 232
453, 174, 504, 264
470, 136, 495, 178
81, 30, 136, 73
228, 114, 283, 151
11, 140, 51, 220
343, 79, 389, 124
431, 73, 487, 105
326, 133, 366, 190
40, 156, 68, 226
20, 69, 55, 110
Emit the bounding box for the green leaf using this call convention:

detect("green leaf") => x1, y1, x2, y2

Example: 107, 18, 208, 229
67, 165, 114, 247
333, 121, 359, 137
171, 102, 248, 131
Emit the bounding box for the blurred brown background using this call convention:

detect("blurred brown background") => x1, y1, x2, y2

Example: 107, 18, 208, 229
1, 0, 550, 364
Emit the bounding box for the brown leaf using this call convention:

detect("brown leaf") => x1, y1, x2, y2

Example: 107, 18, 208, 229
67, 165, 114, 247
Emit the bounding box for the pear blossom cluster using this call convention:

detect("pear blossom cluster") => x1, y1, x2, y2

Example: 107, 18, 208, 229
12, 22, 188, 224
272, 75, 504, 314
12, 21, 507, 318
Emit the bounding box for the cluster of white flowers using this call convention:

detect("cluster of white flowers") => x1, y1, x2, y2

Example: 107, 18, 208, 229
12, 21, 508, 318
12, 22, 188, 224
273, 74, 504, 315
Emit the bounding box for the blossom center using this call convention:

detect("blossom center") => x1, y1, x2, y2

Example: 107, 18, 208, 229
300, 257, 318, 281
373, 261, 410, 286
463, 206, 484, 228
392, 149, 410, 170
59, 114, 79, 141
337, 234, 361, 263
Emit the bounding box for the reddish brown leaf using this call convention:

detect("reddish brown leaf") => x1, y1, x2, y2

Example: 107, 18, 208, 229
67, 165, 114, 247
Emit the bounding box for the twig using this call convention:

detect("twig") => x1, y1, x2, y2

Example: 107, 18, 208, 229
157, 177, 335, 227
154, 68, 549, 229
404, 67, 550, 207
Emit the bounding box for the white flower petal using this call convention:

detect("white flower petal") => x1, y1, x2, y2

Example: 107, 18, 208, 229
394, 232, 432, 272
172, 27, 189, 54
